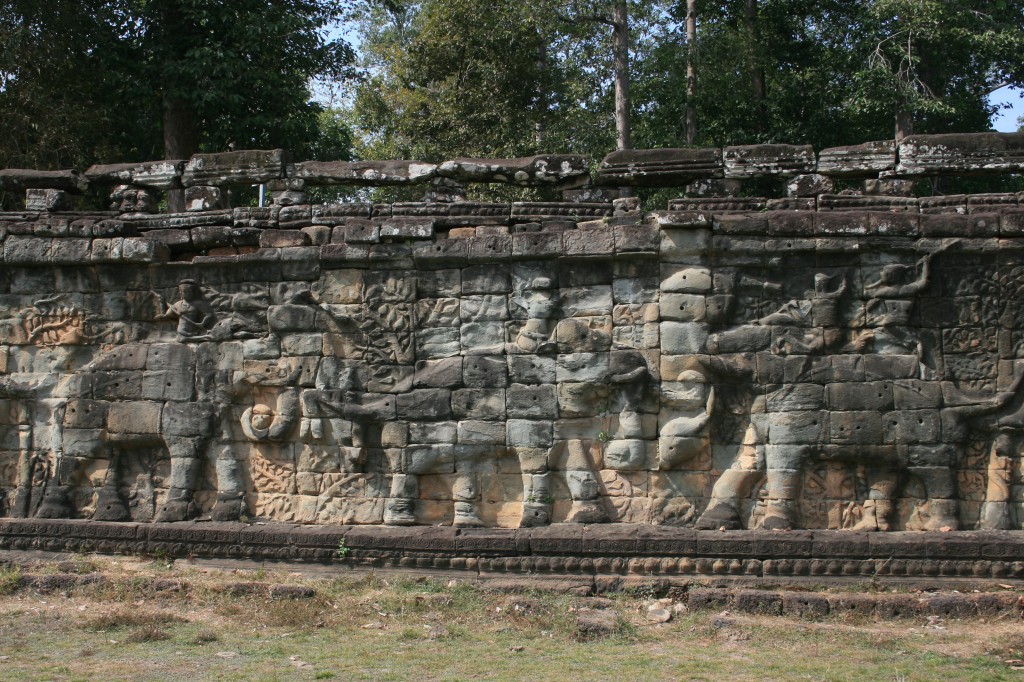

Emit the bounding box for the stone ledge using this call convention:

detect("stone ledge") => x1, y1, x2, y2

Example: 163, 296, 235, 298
3, 519, 1024, 584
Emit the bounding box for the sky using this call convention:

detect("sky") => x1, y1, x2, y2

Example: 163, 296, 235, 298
990, 86, 1023, 132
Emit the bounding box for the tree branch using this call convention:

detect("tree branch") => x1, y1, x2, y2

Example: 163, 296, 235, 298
556, 12, 614, 27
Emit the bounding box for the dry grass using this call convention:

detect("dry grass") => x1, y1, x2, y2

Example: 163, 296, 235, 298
0, 554, 1020, 681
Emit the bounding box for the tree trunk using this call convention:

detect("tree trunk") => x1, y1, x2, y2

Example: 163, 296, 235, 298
534, 39, 548, 148
685, 0, 697, 144
162, 97, 199, 212
744, 0, 767, 134
612, 0, 631, 151
157, 1, 200, 213
895, 109, 913, 141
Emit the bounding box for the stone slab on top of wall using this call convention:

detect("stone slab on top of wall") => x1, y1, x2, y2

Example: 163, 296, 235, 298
895, 132, 1024, 176
596, 148, 724, 186
85, 161, 186, 190
181, 149, 288, 187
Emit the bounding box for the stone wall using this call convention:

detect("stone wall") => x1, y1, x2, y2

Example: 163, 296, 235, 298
1, 133, 1024, 542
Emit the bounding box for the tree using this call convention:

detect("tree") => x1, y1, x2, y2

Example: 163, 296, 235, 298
849, 0, 1024, 139
0, 0, 355, 172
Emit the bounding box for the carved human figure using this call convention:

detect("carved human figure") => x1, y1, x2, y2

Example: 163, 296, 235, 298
510, 276, 559, 354
156, 280, 216, 342
752, 273, 846, 328
852, 245, 950, 357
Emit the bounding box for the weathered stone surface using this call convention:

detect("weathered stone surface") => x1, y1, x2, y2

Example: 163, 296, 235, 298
437, 155, 588, 186
293, 160, 437, 185
723, 144, 815, 178
182, 149, 287, 187
816, 140, 896, 177
896, 132, 1024, 176
596, 148, 723, 186
25, 189, 71, 212
85, 160, 185, 190
0, 169, 89, 193
3, 137, 1024, 561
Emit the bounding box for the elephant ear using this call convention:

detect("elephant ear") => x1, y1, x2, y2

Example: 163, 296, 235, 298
268, 388, 300, 440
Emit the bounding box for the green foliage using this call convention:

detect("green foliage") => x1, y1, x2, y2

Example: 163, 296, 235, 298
345, 0, 1024, 165
0, 0, 356, 169
336, 538, 350, 559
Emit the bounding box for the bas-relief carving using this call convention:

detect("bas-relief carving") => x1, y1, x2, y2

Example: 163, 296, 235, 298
2, 237, 1024, 532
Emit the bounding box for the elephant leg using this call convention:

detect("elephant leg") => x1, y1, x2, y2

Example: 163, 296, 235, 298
908, 464, 959, 531
562, 439, 606, 523
850, 471, 899, 532
518, 447, 552, 527
210, 445, 246, 522
980, 434, 1016, 530
760, 444, 811, 531
565, 470, 606, 523
696, 420, 765, 530
520, 473, 552, 527
383, 473, 418, 525
696, 469, 764, 530
35, 455, 83, 519
452, 474, 482, 527
451, 452, 484, 527
92, 446, 131, 522
155, 437, 206, 522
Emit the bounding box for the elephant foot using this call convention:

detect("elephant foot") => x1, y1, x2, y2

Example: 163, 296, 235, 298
453, 502, 483, 527
761, 501, 796, 531
695, 502, 743, 530
92, 486, 131, 522
566, 500, 607, 524
35, 486, 74, 519
922, 500, 959, 531
383, 499, 416, 526
849, 500, 879, 532
979, 501, 1013, 530
155, 498, 196, 523
210, 493, 245, 522
873, 500, 894, 532
519, 502, 551, 527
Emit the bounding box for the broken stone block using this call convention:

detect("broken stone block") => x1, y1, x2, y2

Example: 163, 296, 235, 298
685, 178, 743, 197
596, 147, 722, 186
0, 168, 89, 193
181, 149, 287, 187
293, 159, 437, 185
815, 140, 896, 177
184, 186, 226, 211
85, 160, 185, 190
436, 155, 588, 186
863, 179, 916, 197
562, 187, 620, 203
723, 144, 815, 178
896, 132, 1024, 176
25, 189, 71, 212
785, 174, 834, 198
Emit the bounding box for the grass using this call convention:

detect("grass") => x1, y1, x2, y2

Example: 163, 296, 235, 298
0, 555, 1020, 681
